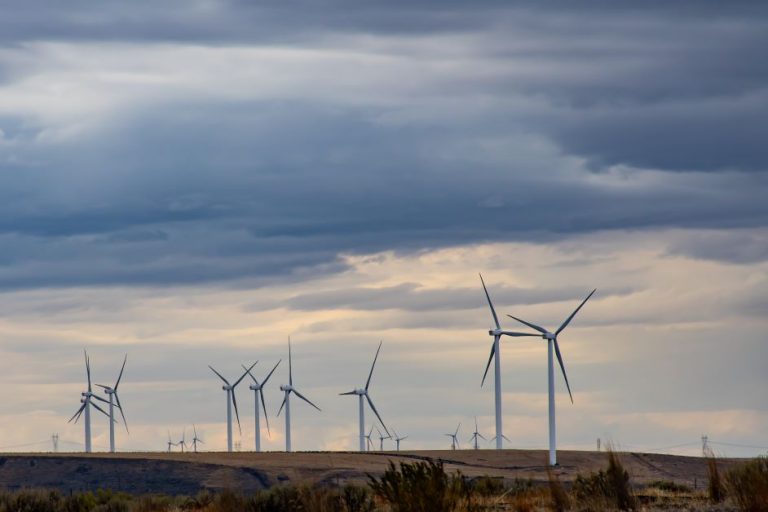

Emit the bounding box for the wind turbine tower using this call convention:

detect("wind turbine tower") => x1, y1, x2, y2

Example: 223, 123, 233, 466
393, 430, 407, 452
191, 425, 204, 453
68, 350, 110, 453
376, 426, 391, 451
340, 341, 390, 452
245, 360, 281, 452
277, 338, 321, 452
507, 288, 596, 465
470, 417, 486, 450
96, 354, 128, 453
479, 275, 539, 450
209, 362, 256, 452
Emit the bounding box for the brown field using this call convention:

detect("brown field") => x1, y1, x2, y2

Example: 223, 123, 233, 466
0, 449, 743, 495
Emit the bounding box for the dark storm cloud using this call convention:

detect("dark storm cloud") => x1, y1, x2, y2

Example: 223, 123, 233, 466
0, 1, 766, 289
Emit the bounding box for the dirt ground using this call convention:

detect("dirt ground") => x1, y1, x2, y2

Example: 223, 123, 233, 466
0, 449, 743, 495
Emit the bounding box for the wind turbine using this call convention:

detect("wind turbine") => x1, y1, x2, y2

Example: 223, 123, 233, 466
167, 431, 176, 453
177, 429, 188, 453
95, 354, 128, 453
209, 362, 256, 452
340, 341, 389, 452
376, 426, 391, 451
68, 350, 110, 453
244, 360, 281, 452
277, 339, 321, 452
479, 274, 539, 450
393, 430, 408, 451
445, 423, 461, 450
507, 288, 596, 465
191, 424, 204, 453
469, 417, 486, 450
363, 426, 375, 451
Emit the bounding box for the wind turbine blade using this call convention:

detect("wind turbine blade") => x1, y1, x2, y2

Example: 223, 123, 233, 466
231, 389, 242, 433
365, 393, 389, 436
68, 403, 86, 423
85, 350, 92, 392
91, 394, 110, 404
479, 273, 500, 330
478, 433, 487, 440
234, 361, 258, 388
262, 360, 281, 386
365, 341, 383, 391
114, 354, 127, 390
277, 395, 287, 417
288, 337, 293, 386
90, 400, 111, 419
260, 389, 271, 436
501, 331, 540, 337
474, 416, 478, 432
243, 364, 258, 384
293, 389, 321, 411
481, 338, 497, 387
502, 434, 511, 442
556, 289, 596, 335
208, 366, 231, 387
94, 384, 110, 390
506, 315, 547, 334
193, 424, 198, 438
455, 422, 461, 437
339, 390, 358, 395
553, 339, 574, 403
114, 392, 129, 433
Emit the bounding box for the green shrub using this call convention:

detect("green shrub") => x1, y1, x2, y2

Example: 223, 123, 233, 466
340, 485, 375, 512
646, 480, 692, 493
725, 457, 768, 512
547, 469, 570, 512
573, 449, 635, 511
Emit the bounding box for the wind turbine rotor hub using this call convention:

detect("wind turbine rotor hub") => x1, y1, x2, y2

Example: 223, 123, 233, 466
489, 328, 502, 336
280, 384, 292, 392
544, 332, 555, 340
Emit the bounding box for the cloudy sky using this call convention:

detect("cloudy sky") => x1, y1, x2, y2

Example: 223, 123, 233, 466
0, 1, 766, 456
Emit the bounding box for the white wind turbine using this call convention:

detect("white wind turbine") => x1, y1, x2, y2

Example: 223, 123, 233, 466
244, 360, 281, 452
95, 354, 128, 453
469, 417, 486, 450
166, 431, 176, 453
507, 289, 596, 465
393, 429, 408, 451
363, 426, 375, 451
68, 350, 111, 453
445, 423, 461, 450
191, 424, 204, 453
277, 339, 321, 452
479, 274, 539, 450
339, 341, 390, 452
376, 426, 391, 451
177, 429, 188, 453
209, 362, 256, 452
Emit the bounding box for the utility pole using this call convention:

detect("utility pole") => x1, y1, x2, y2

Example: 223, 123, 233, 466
701, 435, 709, 456
596, 438, 601, 452
52, 433, 59, 453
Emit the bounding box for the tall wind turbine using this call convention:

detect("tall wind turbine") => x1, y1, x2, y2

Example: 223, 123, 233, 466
191, 424, 204, 453
376, 426, 391, 451
507, 289, 596, 465
209, 362, 256, 452
469, 417, 486, 450
393, 430, 408, 451
244, 360, 281, 452
445, 423, 461, 450
340, 341, 389, 452
479, 274, 539, 450
95, 354, 128, 453
177, 429, 188, 453
166, 431, 176, 453
68, 350, 110, 453
277, 339, 321, 452
363, 426, 375, 451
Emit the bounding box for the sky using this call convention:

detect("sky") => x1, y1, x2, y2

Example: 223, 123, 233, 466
0, 1, 766, 456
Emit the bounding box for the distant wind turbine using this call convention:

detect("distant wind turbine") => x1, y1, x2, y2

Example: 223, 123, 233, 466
445, 423, 461, 450
245, 360, 281, 452
95, 354, 128, 453
376, 426, 391, 451
507, 288, 596, 465
68, 350, 110, 453
363, 426, 375, 451
469, 417, 486, 450
479, 274, 539, 450
209, 362, 256, 452
340, 341, 389, 452
393, 430, 408, 451
167, 431, 176, 453
277, 338, 321, 452
191, 424, 204, 453
177, 429, 188, 453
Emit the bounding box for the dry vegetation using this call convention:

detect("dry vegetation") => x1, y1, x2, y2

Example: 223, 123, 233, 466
0, 452, 766, 511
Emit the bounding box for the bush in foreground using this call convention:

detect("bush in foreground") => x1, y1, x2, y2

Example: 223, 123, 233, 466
726, 456, 768, 512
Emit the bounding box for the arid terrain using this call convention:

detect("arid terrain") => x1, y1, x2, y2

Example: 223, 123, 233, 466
0, 449, 741, 495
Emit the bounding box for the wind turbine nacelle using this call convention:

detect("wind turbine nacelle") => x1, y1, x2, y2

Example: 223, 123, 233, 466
249, 384, 261, 391
489, 328, 502, 336
544, 332, 556, 340
280, 385, 292, 392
